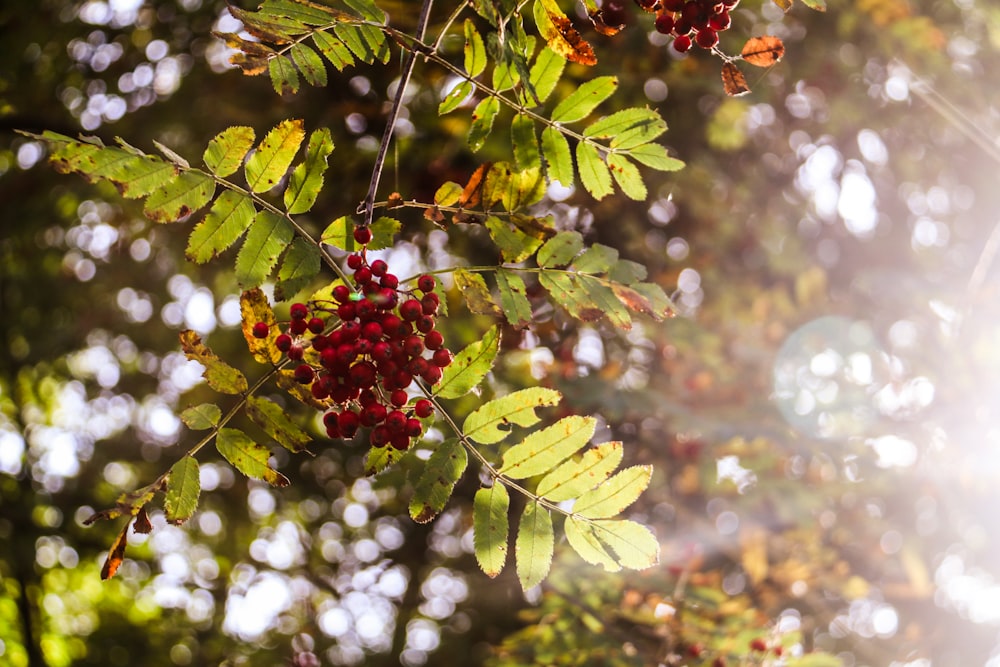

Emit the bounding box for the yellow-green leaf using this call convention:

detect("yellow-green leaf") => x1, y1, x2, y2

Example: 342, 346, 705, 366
584, 108, 666, 150
439, 80, 473, 115
290, 42, 327, 86
178, 330, 249, 395
365, 445, 406, 476
529, 47, 565, 104
185, 190, 256, 263
246, 395, 312, 453
573, 244, 618, 274
537, 230, 583, 268
216, 427, 289, 487
575, 142, 613, 200
275, 237, 321, 301
468, 97, 501, 152
511, 114, 540, 172
463, 19, 487, 77
590, 518, 659, 569
203, 126, 255, 177
284, 127, 334, 214
495, 269, 533, 329
541, 126, 573, 186
312, 30, 355, 70
409, 438, 468, 523
486, 217, 543, 263
536, 440, 623, 501
180, 403, 221, 430
320, 215, 399, 251
245, 118, 306, 193
550, 76, 617, 123
436, 325, 501, 399
165, 456, 201, 524
144, 170, 216, 223
269, 54, 300, 95
454, 268, 502, 317
463, 387, 562, 445
434, 181, 463, 206
626, 142, 685, 171
499, 415, 596, 479
533, 0, 597, 66
606, 153, 647, 201
515, 501, 553, 590
573, 465, 652, 518
235, 210, 294, 288
474, 484, 510, 577
565, 515, 620, 571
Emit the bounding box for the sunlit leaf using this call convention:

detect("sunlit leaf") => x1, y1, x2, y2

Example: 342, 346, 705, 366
575, 142, 613, 200
364, 445, 407, 476
246, 395, 312, 453
528, 47, 565, 104
499, 415, 597, 479
511, 114, 540, 172
626, 143, 685, 171
180, 403, 221, 430
495, 269, 533, 329
474, 484, 510, 577
186, 190, 256, 263
565, 515, 620, 572
275, 237, 321, 301
515, 501, 553, 590
464, 387, 562, 445
573, 465, 651, 518
584, 108, 667, 150
537, 231, 583, 268
153, 140, 190, 168
434, 181, 463, 206
437, 325, 501, 399
629, 282, 675, 319
284, 127, 334, 214
536, 440, 623, 501
541, 126, 574, 185
260, 0, 353, 25
165, 456, 201, 524
203, 126, 255, 177
550, 76, 617, 123
464, 19, 487, 77
144, 170, 216, 223
800, 0, 826, 11
290, 42, 327, 86
573, 244, 618, 274
277, 369, 328, 410
454, 268, 502, 317
539, 271, 632, 328
741, 35, 785, 67
178, 330, 249, 395
468, 97, 501, 152
312, 30, 355, 70
439, 80, 473, 115
245, 118, 306, 193
486, 217, 543, 263
216, 427, 289, 487
533, 0, 597, 66
410, 438, 468, 523
590, 519, 659, 569
721, 61, 751, 96
269, 55, 300, 95
606, 153, 646, 200
240, 287, 282, 364
235, 210, 294, 288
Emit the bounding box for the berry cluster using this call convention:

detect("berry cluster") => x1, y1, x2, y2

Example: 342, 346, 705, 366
252, 228, 451, 451
648, 0, 737, 53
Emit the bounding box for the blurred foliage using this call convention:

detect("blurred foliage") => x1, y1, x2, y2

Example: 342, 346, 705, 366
2, 0, 1000, 666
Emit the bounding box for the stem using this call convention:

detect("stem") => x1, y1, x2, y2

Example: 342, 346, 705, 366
358, 0, 435, 227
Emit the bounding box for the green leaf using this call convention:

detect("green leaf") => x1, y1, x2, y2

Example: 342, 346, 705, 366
606, 153, 647, 201
178, 330, 249, 395
185, 190, 256, 263
540, 126, 573, 186
575, 142, 613, 200
343, 0, 386, 22
246, 395, 312, 453
624, 282, 675, 320
454, 268, 502, 317
537, 231, 583, 268
583, 108, 667, 150
43, 135, 180, 199
436, 325, 501, 399
434, 181, 463, 206
536, 440, 623, 501
565, 515, 620, 571
312, 30, 355, 70
439, 80, 473, 115
204, 126, 255, 177
511, 114, 540, 172
275, 237, 321, 300
216, 427, 289, 487
624, 143, 684, 171
539, 270, 632, 329
334, 23, 389, 64
608, 259, 647, 284
482, 162, 544, 211
409, 438, 468, 523
486, 217, 543, 263
269, 55, 300, 95
235, 210, 295, 288
573, 465, 652, 518
165, 457, 201, 524
528, 47, 565, 104
463, 19, 487, 77
550, 76, 617, 123
495, 269, 533, 329
573, 244, 618, 274
290, 42, 327, 86
241, 288, 282, 364
260, 0, 352, 25
284, 127, 334, 214
364, 445, 407, 476
180, 403, 221, 430
515, 501, 554, 590
144, 170, 216, 223
474, 484, 510, 577
589, 519, 659, 569
320, 216, 399, 251
463, 387, 562, 445
468, 97, 501, 152
499, 415, 596, 479
245, 119, 306, 193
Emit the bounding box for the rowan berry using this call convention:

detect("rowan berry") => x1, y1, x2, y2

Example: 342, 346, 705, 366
275, 334, 293, 352
294, 364, 315, 384
414, 399, 434, 418
417, 274, 436, 293
252, 322, 270, 339
290, 302, 309, 320
346, 254, 363, 270
370, 259, 388, 276
353, 226, 373, 245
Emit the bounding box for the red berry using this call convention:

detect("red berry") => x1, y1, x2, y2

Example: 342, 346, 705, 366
414, 399, 434, 418
353, 226, 373, 245
290, 302, 309, 320
432, 348, 453, 367
333, 284, 352, 303
311, 380, 329, 400
340, 321, 361, 341
370, 259, 387, 276
421, 364, 442, 384
407, 357, 429, 377
337, 302, 357, 322
349, 361, 377, 388
290, 318, 308, 336
403, 335, 424, 358
749, 638, 768, 652
390, 389, 408, 407
275, 333, 293, 352
360, 403, 387, 427
417, 275, 436, 293
424, 330, 444, 350
323, 411, 339, 429
337, 410, 360, 437
708, 9, 730, 30
673, 33, 692, 52
361, 321, 383, 341
356, 299, 377, 320
399, 299, 422, 322
421, 293, 439, 315
311, 334, 329, 351
635, 0, 658, 10
287, 344, 304, 361
654, 13, 675, 34
307, 317, 325, 334
405, 418, 423, 438
415, 315, 435, 334
372, 341, 393, 363
385, 410, 407, 433
661, 0, 685, 10
294, 364, 315, 384
370, 425, 391, 446
252, 322, 270, 339
380, 273, 399, 290
354, 266, 373, 285
346, 254, 363, 270
695, 27, 718, 48
390, 433, 410, 450
375, 288, 398, 310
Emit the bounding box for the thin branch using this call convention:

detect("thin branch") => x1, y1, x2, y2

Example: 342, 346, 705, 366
358, 0, 435, 227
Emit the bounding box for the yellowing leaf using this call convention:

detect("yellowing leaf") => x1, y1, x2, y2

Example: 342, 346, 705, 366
721, 61, 751, 96
216, 427, 289, 487
203, 126, 255, 177
516, 502, 553, 590
240, 287, 281, 364
589, 519, 659, 570
246, 395, 312, 453
454, 268, 502, 317
186, 190, 256, 263
180, 403, 221, 430
606, 153, 647, 201
565, 515, 619, 572
437, 325, 501, 399
463, 19, 487, 77
235, 210, 294, 288
495, 269, 533, 329
245, 119, 306, 193
144, 170, 216, 223
101, 521, 131, 580
741, 35, 785, 67
573, 465, 651, 518
474, 484, 510, 577
499, 415, 596, 479
533, 0, 597, 66
528, 47, 565, 104
178, 330, 249, 395
536, 440, 623, 501
463, 387, 562, 445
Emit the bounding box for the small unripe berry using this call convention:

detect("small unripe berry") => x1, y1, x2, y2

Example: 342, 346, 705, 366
252, 322, 270, 339
353, 226, 373, 245
417, 274, 436, 293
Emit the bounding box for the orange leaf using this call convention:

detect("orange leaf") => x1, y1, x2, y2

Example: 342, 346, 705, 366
537, 0, 597, 66
458, 163, 490, 208
587, 8, 625, 36
721, 62, 751, 96
101, 521, 131, 580
741, 36, 785, 67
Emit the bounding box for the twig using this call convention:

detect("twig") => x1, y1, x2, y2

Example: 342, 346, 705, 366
358, 0, 435, 227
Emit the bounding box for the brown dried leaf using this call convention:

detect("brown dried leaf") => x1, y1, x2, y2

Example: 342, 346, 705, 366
387, 191, 403, 208
741, 36, 785, 67
133, 507, 153, 534
537, 0, 598, 66
424, 206, 446, 224
229, 53, 270, 76
721, 62, 751, 96
587, 8, 624, 36
101, 521, 131, 580
458, 163, 490, 208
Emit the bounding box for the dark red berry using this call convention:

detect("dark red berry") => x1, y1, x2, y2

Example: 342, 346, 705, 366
356, 299, 377, 321
354, 266, 373, 285
390, 389, 408, 407
749, 638, 768, 652
407, 357, 429, 377
340, 321, 361, 341
380, 273, 399, 290
307, 317, 325, 334
415, 315, 435, 334
323, 411, 339, 429
333, 284, 352, 303
399, 299, 422, 322
432, 348, 453, 367
661, 0, 685, 10
417, 274, 436, 293
287, 344, 304, 361
311, 334, 329, 351
695, 27, 718, 48
252, 322, 270, 339
353, 226, 373, 245
290, 302, 309, 320
360, 403, 387, 426
275, 333, 293, 352
290, 318, 308, 335
421, 364, 443, 385
654, 13, 675, 33
294, 364, 315, 384
337, 302, 357, 322
708, 9, 730, 30
385, 410, 407, 433
414, 399, 434, 418
311, 380, 329, 400
337, 410, 360, 436
673, 33, 692, 52
372, 341, 393, 363
403, 335, 424, 358
349, 361, 377, 388
389, 433, 410, 450
370, 259, 388, 276
424, 330, 444, 350
421, 293, 439, 315
361, 321, 383, 341
370, 425, 391, 446
346, 254, 363, 270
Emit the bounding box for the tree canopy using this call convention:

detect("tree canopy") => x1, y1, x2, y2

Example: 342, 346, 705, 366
1, 0, 999, 666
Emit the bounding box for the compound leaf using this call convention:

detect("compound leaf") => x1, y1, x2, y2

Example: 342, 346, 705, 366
573, 465, 652, 518
246, 395, 312, 453
499, 415, 596, 479
180, 403, 221, 430
185, 190, 256, 263
550, 76, 617, 123
284, 127, 334, 214
565, 515, 620, 571
144, 170, 216, 223
203, 126, 255, 177
235, 210, 294, 288
515, 501, 554, 590
179, 330, 249, 395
